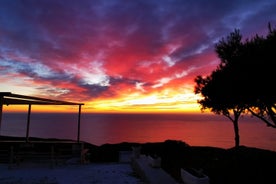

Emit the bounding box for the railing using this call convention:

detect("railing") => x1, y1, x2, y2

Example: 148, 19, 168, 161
0, 141, 88, 168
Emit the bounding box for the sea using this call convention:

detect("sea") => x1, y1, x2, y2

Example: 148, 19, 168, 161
1, 113, 276, 152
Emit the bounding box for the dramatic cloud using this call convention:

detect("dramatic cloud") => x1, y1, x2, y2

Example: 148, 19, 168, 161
1, 0, 276, 112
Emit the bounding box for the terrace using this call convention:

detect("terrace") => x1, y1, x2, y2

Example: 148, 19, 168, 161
0, 92, 86, 167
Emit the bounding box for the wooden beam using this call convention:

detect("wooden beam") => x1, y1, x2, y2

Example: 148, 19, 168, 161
26, 104, 31, 142
77, 105, 82, 143
0, 92, 84, 105
0, 96, 3, 132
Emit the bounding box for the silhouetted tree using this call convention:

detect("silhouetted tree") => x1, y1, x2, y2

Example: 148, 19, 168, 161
242, 24, 276, 128
194, 24, 276, 147
194, 30, 245, 147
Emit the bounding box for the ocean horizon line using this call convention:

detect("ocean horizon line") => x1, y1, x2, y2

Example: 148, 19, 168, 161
1, 112, 275, 151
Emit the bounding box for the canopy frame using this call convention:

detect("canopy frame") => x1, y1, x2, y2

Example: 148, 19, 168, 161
0, 92, 84, 142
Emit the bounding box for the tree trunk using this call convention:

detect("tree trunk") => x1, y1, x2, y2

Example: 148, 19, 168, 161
233, 116, 240, 148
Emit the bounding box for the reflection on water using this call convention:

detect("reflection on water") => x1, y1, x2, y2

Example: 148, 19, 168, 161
1, 113, 276, 151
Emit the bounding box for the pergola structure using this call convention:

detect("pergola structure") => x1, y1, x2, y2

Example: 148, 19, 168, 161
0, 92, 84, 142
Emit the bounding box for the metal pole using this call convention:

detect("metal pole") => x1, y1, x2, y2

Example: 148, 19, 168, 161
0, 96, 3, 133
77, 105, 82, 143
26, 104, 31, 142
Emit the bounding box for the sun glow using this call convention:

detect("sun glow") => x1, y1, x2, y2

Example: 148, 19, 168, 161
1, 84, 203, 113
83, 91, 202, 114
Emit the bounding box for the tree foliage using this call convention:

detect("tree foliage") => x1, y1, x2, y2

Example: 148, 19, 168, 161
242, 24, 276, 128
194, 23, 276, 147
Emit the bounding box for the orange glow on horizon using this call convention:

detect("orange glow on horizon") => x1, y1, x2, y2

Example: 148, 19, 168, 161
83, 94, 202, 114
2, 85, 204, 114
3, 104, 201, 114
2, 92, 203, 114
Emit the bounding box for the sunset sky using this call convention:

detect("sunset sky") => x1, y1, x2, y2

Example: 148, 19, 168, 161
1, 0, 276, 113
